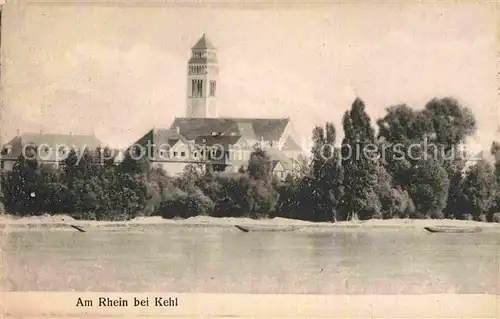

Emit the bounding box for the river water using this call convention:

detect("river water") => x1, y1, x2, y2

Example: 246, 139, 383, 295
1, 225, 499, 294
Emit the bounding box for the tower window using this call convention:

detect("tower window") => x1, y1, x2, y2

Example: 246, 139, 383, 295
198, 79, 203, 97
191, 79, 203, 97
210, 80, 216, 97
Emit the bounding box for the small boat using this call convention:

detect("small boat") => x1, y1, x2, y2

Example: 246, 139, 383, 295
234, 225, 249, 232
424, 226, 482, 233
69, 224, 86, 233
234, 225, 298, 232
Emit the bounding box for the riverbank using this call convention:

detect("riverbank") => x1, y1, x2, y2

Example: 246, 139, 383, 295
1, 214, 500, 231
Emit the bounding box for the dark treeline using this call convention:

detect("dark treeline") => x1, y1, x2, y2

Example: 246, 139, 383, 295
2, 97, 500, 222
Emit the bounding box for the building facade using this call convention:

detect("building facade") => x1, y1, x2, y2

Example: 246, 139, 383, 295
0, 132, 104, 170
131, 34, 304, 179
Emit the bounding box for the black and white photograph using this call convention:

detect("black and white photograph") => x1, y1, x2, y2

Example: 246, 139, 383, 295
0, 0, 499, 317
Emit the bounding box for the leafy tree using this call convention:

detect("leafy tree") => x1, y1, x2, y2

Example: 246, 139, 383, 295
341, 98, 379, 220
118, 146, 151, 175
461, 159, 497, 221
422, 97, 476, 153
4, 148, 42, 214
442, 150, 467, 219
247, 179, 278, 218
247, 148, 272, 182
407, 158, 450, 219
274, 178, 298, 219
212, 173, 251, 217
308, 123, 344, 221
175, 164, 203, 192
377, 104, 431, 145
292, 176, 327, 221
159, 188, 214, 219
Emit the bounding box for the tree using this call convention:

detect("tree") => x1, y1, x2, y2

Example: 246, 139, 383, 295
308, 122, 344, 221
461, 159, 497, 221
376, 104, 430, 188
4, 147, 42, 214
376, 104, 431, 145
118, 145, 151, 175
490, 141, 500, 218
245, 149, 278, 218
407, 158, 450, 219
247, 148, 272, 182
442, 150, 467, 219
247, 179, 279, 218
422, 97, 476, 153
175, 164, 203, 192
341, 98, 379, 220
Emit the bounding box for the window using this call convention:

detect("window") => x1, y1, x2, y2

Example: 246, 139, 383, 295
173, 151, 178, 157
210, 80, 216, 97
180, 151, 186, 157
191, 79, 203, 97
198, 80, 203, 97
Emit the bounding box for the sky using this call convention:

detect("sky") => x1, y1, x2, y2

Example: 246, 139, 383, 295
1, 1, 498, 152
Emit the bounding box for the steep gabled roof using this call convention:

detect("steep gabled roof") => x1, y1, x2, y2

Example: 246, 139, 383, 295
135, 128, 188, 149
265, 147, 295, 171
281, 136, 302, 151
170, 117, 290, 142
192, 34, 216, 50
1, 132, 103, 160
194, 134, 243, 148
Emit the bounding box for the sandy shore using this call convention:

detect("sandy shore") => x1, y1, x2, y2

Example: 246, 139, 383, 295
1, 214, 499, 231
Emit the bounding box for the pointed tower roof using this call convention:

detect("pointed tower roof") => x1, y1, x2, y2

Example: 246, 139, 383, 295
192, 33, 216, 50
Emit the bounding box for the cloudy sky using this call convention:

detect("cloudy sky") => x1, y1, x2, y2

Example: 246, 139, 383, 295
1, 1, 498, 150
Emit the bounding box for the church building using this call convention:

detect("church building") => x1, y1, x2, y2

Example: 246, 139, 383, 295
132, 34, 303, 179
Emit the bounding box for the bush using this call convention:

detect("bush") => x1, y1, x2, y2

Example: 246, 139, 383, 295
247, 180, 279, 219
210, 173, 251, 218
159, 188, 214, 219
492, 212, 500, 223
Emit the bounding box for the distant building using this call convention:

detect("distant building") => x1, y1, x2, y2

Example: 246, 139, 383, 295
0, 132, 103, 171
131, 34, 303, 180
133, 128, 204, 175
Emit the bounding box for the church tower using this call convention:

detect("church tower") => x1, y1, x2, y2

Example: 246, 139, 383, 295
186, 34, 218, 118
